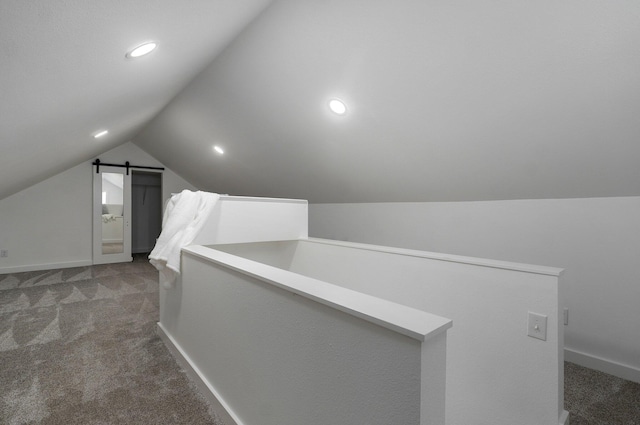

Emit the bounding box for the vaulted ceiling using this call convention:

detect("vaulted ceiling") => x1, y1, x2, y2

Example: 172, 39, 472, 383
2, 0, 640, 203
0, 0, 271, 200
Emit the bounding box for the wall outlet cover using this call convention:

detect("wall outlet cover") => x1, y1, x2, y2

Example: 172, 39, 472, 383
528, 311, 547, 341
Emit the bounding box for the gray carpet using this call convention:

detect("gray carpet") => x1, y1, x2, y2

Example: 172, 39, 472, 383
0, 256, 221, 425
565, 361, 640, 424
1, 259, 639, 424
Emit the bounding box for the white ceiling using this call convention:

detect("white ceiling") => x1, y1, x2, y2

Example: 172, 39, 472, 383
2, 0, 640, 204
0, 0, 271, 200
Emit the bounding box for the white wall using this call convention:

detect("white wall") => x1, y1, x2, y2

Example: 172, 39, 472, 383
0, 142, 197, 273
309, 197, 640, 383
162, 251, 445, 425
213, 239, 564, 425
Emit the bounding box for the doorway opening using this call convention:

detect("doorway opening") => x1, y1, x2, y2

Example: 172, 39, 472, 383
131, 171, 162, 255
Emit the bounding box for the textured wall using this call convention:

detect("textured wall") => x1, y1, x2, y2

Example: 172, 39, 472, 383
169, 253, 432, 425
282, 239, 563, 425
309, 197, 640, 383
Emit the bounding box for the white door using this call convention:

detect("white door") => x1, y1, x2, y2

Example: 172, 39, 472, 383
93, 166, 132, 264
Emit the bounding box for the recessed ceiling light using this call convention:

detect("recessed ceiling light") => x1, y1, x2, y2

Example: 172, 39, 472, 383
329, 98, 347, 115
213, 145, 224, 155
126, 41, 157, 58
93, 130, 109, 138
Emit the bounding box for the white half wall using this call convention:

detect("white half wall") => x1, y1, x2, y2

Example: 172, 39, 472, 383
0, 142, 197, 273
162, 251, 447, 425
309, 197, 640, 383
213, 239, 565, 425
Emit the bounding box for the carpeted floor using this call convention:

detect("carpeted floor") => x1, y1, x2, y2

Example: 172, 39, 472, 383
565, 361, 640, 424
1, 258, 639, 424
0, 256, 221, 425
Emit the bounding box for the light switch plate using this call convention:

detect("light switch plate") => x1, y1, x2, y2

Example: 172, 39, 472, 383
528, 312, 547, 341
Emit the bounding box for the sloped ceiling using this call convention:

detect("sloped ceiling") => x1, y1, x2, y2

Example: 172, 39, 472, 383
134, 0, 640, 203
0, 0, 272, 201
2, 1, 639, 205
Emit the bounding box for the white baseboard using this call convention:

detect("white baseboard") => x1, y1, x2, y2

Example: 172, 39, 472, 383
559, 409, 570, 425
565, 348, 640, 384
0, 260, 93, 274
156, 323, 243, 425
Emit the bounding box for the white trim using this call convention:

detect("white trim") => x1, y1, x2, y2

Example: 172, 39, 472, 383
0, 260, 93, 274
559, 410, 570, 425
218, 195, 307, 204
93, 166, 132, 265
156, 323, 243, 425
170, 193, 307, 205
184, 245, 452, 342
306, 237, 564, 277
565, 348, 640, 384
